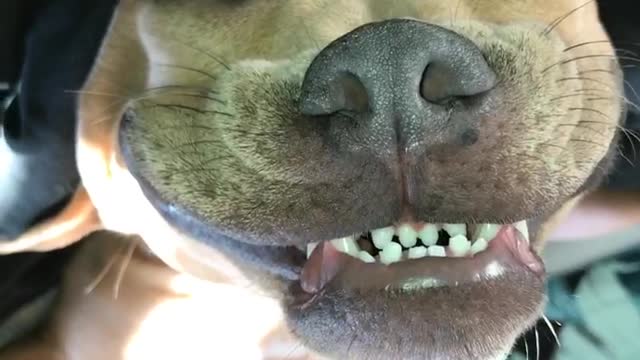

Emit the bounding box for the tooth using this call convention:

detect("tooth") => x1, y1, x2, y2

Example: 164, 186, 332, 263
306, 242, 319, 257
418, 224, 439, 246
427, 245, 446, 257
443, 223, 466, 237
474, 224, 501, 242
470, 238, 488, 255
449, 234, 471, 257
358, 251, 376, 263
408, 246, 428, 259
513, 221, 529, 243
397, 224, 418, 248
379, 242, 402, 265
371, 227, 394, 249
331, 236, 359, 256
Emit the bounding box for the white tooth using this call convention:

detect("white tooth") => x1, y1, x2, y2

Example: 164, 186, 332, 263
358, 251, 376, 263
397, 224, 418, 248
331, 236, 359, 256
371, 227, 394, 249
449, 234, 471, 257
427, 245, 446, 257
513, 221, 529, 243
474, 224, 501, 242
418, 224, 439, 246
443, 223, 466, 237
408, 246, 428, 259
379, 242, 402, 265
306, 242, 319, 257
470, 238, 488, 255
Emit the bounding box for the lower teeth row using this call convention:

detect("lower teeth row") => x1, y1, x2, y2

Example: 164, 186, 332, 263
306, 221, 529, 265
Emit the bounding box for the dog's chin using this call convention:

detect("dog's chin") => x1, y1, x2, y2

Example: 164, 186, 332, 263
285, 225, 545, 360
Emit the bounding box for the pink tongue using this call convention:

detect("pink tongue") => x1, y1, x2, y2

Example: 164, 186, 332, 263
300, 225, 544, 294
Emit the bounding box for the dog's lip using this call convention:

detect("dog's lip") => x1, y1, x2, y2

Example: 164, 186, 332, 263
298, 225, 543, 296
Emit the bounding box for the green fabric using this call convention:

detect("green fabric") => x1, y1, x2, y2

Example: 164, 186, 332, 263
553, 259, 640, 360
509, 248, 640, 360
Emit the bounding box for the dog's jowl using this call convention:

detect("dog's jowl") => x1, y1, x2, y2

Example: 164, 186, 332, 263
2, 0, 626, 359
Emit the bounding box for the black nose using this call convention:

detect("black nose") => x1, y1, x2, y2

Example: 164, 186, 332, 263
299, 19, 497, 154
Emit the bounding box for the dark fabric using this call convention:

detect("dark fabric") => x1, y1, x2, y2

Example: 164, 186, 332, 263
0, 0, 116, 336
598, 0, 640, 190
0, 0, 39, 85
0, 0, 117, 238
0, 245, 78, 325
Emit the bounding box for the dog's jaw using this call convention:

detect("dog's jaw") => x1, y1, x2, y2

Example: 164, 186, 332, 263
73, 1, 624, 359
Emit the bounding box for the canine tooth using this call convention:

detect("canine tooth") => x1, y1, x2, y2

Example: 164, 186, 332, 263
443, 223, 466, 237
397, 224, 418, 248
380, 242, 402, 265
418, 224, 439, 246
306, 242, 319, 257
513, 221, 529, 243
449, 234, 471, 257
474, 224, 501, 242
408, 246, 428, 259
358, 251, 376, 263
470, 238, 488, 255
427, 245, 446, 257
371, 227, 394, 249
331, 236, 359, 256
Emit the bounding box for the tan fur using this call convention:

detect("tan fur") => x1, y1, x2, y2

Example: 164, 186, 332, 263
0, 232, 307, 360
0, 0, 628, 359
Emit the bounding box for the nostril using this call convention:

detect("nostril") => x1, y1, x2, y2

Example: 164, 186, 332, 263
335, 72, 370, 114
421, 63, 456, 104
420, 59, 497, 104
299, 71, 369, 117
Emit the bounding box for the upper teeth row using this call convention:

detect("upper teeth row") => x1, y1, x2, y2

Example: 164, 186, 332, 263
306, 221, 529, 265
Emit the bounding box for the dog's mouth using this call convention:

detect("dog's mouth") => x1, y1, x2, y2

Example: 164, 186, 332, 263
298, 222, 543, 296
283, 219, 546, 359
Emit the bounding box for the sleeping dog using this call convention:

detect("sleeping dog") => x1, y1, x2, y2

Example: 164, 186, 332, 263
0, 0, 626, 359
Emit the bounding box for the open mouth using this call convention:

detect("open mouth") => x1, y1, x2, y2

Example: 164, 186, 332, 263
299, 221, 544, 296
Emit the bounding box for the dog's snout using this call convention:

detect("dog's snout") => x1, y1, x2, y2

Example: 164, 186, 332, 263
299, 19, 497, 155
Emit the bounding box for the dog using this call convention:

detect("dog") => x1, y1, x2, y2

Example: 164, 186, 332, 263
0, 0, 627, 359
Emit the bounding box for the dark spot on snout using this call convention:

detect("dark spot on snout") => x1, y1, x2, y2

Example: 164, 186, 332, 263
460, 128, 479, 146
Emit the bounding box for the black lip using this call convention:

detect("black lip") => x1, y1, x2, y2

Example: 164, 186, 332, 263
119, 114, 305, 282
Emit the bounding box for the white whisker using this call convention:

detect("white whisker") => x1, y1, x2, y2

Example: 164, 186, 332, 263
542, 315, 561, 347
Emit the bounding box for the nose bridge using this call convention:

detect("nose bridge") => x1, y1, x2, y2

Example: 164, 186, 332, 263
298, 19, 496, 157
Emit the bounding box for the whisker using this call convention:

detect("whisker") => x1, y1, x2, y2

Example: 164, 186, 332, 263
284, 342, 304, 360
623, 79, 640, 105
564, 40, 613, 53
145, 103, 233, 117
535, 327, 540, 360
556, 76, 617, 91
64, 89, 127, 98
542, 0, 595, 36
524, 337, 530, 360
564, 41, 640, 58
142, 84, 219, 95
567, 107, 613, 121
153, 63, 218, 82
542, 54, 640, 74
578, 68, 618, 76
83, 244, 128, 295
542, 315, 561, 348
569, 138, 608, 148
146, 34, 231, 70
113, 241, 137, 300
618, 144, 636, 166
